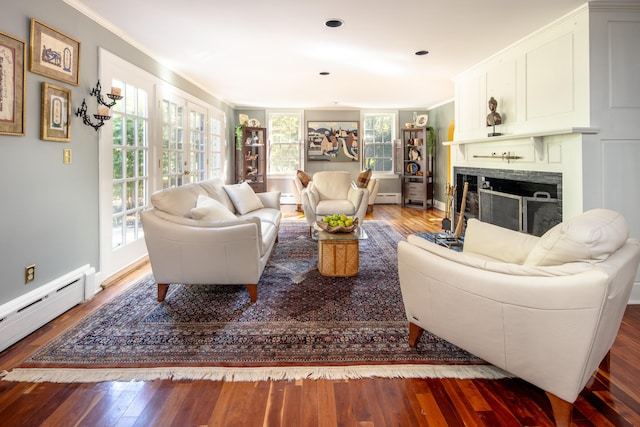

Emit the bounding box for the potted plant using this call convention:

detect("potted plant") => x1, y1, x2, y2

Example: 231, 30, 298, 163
426, 126, 435, 156
235, 123, 246, 150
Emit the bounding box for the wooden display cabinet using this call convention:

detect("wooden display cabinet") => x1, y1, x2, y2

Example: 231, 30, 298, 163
235, 127, 267, 193
401, 127, 434, 209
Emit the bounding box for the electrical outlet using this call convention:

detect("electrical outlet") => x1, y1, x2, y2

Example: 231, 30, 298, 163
25, 264, 35, 284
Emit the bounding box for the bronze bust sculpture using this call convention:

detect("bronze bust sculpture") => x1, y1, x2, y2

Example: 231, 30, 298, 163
486, 97, 502, 126
487, 97, 502, 136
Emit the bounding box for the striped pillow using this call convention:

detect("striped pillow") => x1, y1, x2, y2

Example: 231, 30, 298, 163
356, 169, 372, 188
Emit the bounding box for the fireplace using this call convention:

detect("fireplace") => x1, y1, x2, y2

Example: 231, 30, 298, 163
454, 167, 562, 236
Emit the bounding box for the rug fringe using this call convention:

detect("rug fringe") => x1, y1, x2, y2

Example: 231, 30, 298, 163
1, 364, 512, 383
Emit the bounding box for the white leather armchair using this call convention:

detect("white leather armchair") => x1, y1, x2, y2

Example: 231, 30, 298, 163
301, 171, 369, 228
366, 178, 380, 212
291, 174, 308, 212
398, 209, 640, 427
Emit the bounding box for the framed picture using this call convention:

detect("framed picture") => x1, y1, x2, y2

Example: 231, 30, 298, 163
30, 19, 80, 86
307, 121, 359, 162
0, 31, 26, 136
41, 82, 71, 142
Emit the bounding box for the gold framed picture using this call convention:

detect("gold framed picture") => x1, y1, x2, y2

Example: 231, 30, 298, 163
41, 82, 71, 142
0, 31, 27, 136
30, 19, 80, 86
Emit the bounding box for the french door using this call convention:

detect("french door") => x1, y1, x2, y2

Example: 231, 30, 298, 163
99, 50, 227, 284
99, 49, 154, 282
159, 94, 210, 187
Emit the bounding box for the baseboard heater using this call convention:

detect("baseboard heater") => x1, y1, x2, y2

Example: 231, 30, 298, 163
0, 265, 95, 352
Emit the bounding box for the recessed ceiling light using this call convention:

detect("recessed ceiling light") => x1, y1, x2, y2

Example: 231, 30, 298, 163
319, 71, 330, 76
415, 50, 429, 56
325, 19, 344, 28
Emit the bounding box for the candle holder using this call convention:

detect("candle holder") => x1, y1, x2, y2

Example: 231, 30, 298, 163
75, 79, 122, 131
75, 99, 111, 131
90, 80, 123, 108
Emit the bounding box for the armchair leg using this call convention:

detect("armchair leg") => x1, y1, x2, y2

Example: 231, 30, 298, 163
545, 391, 573, 427
158, 284, 170, 302
296, 204, 301, 212
246, 284, 257, 303
408, 322, 424, 347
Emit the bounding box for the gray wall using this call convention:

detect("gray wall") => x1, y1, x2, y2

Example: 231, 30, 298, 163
0, 0, 234, 305
425, 101, 455, 204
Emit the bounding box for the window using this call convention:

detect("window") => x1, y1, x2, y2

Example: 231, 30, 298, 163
111, 79, 149, 249
208, 109, 225, 179
160, 93, 226, 188
268, 111, 303, 174
362, 112, 396, 173
160, 98, 185, 188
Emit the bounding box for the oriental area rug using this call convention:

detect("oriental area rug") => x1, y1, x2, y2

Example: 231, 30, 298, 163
2, 220, 510, 383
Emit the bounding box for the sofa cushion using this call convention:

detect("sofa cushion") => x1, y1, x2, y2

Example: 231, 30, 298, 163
296, 170, 311, 187
355, 168, 372, 188
223, 182, 265, 215
524, 209, 629, 266
190, 195, 237, 220
199, 178, 237, 214
150, 182, 207, 218
464, 219, 539, 264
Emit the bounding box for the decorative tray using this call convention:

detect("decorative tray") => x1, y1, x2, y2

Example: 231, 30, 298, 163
316, 218, 358, 234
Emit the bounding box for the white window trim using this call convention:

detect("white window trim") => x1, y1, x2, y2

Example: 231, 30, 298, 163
266, 109, 304, 176
361, 110, 399, 177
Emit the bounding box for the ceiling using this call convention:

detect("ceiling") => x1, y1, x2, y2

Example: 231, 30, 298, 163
68, 0, 589, 110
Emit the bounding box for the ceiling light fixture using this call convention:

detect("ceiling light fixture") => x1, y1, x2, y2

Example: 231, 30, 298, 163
415, 50, 429, 56
325, 19, 344, 28
319, 71, 330, 76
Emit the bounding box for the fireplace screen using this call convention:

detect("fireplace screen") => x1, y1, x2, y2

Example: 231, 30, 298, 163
523, 192, 561, 236
479, 189, 522, 231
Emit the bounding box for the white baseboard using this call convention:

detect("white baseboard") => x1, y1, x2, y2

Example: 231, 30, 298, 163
375, 193, 401, 204
0, 265, 92, 352
280, 193, 296, 205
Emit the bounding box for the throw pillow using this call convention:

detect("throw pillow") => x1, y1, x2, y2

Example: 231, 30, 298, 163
356, 169, 372, 188
524, 208, 629, 266
190, 194, 237, 220
297, 170, 311, 187
223, 182, 265, 215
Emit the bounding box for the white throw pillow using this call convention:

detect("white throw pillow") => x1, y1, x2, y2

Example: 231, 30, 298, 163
190, 194, 237, 220
223, 182, 264, 215
524, 208, 629, 266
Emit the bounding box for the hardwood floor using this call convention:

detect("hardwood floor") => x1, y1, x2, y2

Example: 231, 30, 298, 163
1, 204, 639, 427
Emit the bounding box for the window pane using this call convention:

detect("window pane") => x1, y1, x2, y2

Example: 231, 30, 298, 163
269, 113, 301, 174
363, 113, 396, 174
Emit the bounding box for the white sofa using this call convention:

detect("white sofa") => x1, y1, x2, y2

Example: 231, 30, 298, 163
141, 179, 281, 303
301, 171, 369, 229
398, 209, 640, 427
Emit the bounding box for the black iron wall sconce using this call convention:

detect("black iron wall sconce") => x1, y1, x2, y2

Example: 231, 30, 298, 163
75, 80, 122, 131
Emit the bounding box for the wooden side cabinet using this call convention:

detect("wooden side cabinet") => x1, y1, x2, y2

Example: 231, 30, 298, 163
401, 127, 434, 209
235, 127, 267, 193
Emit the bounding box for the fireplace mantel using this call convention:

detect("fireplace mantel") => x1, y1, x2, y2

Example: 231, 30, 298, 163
442, 127, 600, 147
444, 127, 600, 162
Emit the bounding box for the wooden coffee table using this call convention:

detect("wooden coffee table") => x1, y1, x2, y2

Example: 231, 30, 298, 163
311, 225, 368, 277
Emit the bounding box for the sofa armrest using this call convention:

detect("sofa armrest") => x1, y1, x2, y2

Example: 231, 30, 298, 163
347, 186, 367, 210
302, 184, 319, 209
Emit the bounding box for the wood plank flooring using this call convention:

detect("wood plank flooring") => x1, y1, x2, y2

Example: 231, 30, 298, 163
1, 204, 639, 426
